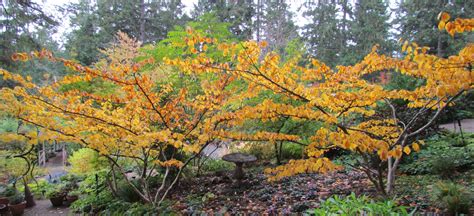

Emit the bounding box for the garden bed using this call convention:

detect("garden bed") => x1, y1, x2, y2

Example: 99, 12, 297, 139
172, 169, 380, 214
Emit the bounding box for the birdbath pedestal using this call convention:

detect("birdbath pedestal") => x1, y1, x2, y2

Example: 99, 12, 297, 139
222, 153, 257, 180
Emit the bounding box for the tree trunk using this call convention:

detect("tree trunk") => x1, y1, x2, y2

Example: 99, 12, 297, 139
109, 164, 118, 196
256, 0, 261, 42
139, 0, 146, 43
274, 141, 281, 165
342, 1, 347, 42
23, 181, 35, 207
386, 157, 401, 195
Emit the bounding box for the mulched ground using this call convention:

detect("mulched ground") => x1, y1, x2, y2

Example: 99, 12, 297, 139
171, 168, 379, 214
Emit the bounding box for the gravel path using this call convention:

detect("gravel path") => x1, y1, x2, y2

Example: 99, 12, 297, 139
439, 119, 474, 133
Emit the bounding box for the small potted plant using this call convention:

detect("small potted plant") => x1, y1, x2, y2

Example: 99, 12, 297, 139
64, 190, 80, 206
8, 193, 26, 216
0, 184, 16, 205
61, 176, 79, 192
46, 185, 66, 207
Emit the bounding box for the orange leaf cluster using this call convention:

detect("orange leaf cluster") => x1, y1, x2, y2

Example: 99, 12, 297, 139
438, 12, 474, 36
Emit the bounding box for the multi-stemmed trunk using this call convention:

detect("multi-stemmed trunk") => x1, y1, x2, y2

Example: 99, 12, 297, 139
24, 181, 35, 207
104, 142, 213, 208
386, 157, 401, 195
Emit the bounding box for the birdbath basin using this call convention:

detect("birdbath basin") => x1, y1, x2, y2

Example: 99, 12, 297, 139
222, 153, 257, 180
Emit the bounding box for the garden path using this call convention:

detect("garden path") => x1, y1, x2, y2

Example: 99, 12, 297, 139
23, 199, 69, 216
23, 155, 70, 216
439, 118, 474, 133
42, 154, 67, 183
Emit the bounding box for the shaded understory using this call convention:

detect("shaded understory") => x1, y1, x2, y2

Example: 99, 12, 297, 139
168, 166, 473, 214
173, 168, 374, 214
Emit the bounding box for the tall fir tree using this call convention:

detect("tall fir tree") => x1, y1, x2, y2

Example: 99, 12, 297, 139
96, 0, 188, 43
0, 0, 58, 69
260, 0, 299, 56
65, 0, 189, 66
192, 0, 255, 40
302, 0, 343, 67
65, 0, 104, 66
0, 0, 65, 84
351, 0, 393, 63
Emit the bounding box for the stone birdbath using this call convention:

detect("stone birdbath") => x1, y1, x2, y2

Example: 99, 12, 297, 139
222, 153, 257, 180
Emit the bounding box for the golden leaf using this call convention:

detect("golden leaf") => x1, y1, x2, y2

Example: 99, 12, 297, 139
438, 12, 450, 22
403, 146, 411, 155
412, 143, 420, 152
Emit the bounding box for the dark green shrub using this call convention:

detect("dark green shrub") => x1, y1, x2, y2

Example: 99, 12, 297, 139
237, 142, 274, 160
60, 174, 82, 192
75, 170, 108, 194
99, 199, 163, 215
280, 143, 303, 160
120, 202, 156, 215
431, 156, 458, 179
307, 193, 414, 215
17, 179, 52, 199
100, 199, 135, 214
234, 141, 305, 162
72, 191, 169, 214
0, 184, 17, 197
8, 193, 24, 205
437, 91, 474, 123
70, 190, 115, 213
67, 190, 80, 197
452, 137, 467, 147
431, 181, 472, 215
399, 134, 473, 175
60, 174, 83, 183
116, 180, 141, 203
201, 159, 233, 173
184, 192, 216, 210
395, 174, 439, 206
45, 184, 67, 198
333, 153, 363, 170
146, 175, 163, 189
71, 190, 167, 214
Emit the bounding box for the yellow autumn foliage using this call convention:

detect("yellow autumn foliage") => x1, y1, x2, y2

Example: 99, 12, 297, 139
0, 13, 472, 183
